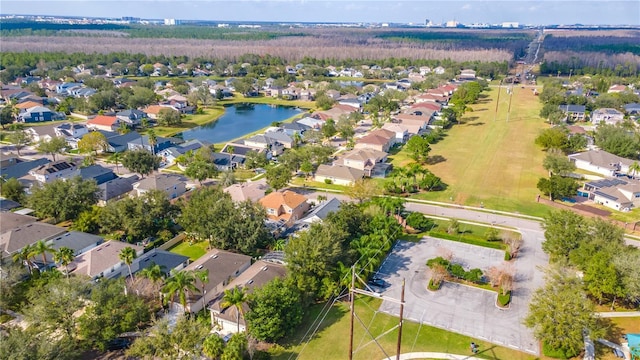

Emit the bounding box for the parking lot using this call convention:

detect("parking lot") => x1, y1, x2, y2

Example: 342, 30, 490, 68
375, 235, 545, 355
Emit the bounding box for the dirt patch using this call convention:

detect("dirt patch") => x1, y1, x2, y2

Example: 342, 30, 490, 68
573, 204, 612, 217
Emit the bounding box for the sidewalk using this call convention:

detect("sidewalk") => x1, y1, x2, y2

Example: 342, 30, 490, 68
597, 311, 640, 318
382, 352, 487, 360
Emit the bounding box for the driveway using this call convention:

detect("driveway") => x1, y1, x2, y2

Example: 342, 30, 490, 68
376, 230, 547, 356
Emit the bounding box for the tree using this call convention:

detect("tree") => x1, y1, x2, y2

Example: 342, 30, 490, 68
534, 127, 569, 152
542, 210, 588, 263
147, 129, 158, 155
594, 124, 640, 159
12, 244, 35, 274
162, 270, 198, 313
121, 149, 161, 178
127, 316, 209, 359
405, 135, 431, 163
184, 159, 217, 185
266, 165, 292, 191
537, 175, 579, 201
0, 177, 26, 203
194, 268, 210, 315
628, 161, 640, 179
221, 286, 248, 333
246, 278, 304, 342
542, 148, 576, 176
321, 118, 337, 139
78, 278, 151, 351
221, 333, 247, 360
315, 94, 335, 110
405, 212, 433, 232
53, 246, 75, 280
28, 177, 100, 222
219, 169, 236, 187
525, 269, 605, 358
584, 252, 624, 308
244, 150, 268, 169
203, 334, 225, 359
8, 129, 31, 156
37, 136, 67, 161
157, 107, 182, 126
345, 179, 380, 203
32, 240, 54, 268
226, 145, 235, 170
0, 104, 15, 128
78, 131, 107, 155
613, 251, 640, 304
119, 246, 138, 279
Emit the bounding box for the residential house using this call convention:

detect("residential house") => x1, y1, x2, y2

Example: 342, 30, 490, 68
338, 98, 363, 111
127, 135, 173, 154
56, 82, 83, 95
419, 66, 432, 75
299, 197, 342, 224
116, 109, 148, 127
18, 106, 63, 123
221, 143, 271, 160
354, 129, 396, 152
458, 69, 477, 80
1, 222, 66, 259
325, 89, 341, 100
264, 130, 294, 149
131, 248, 189, 277
0, 199, 21, 212
0, 212, 37, 231
0, 157, 50, 180
87, 115, 120, 132
46, 231, 104, 262
143, 105, 165, 120
134, 174, 187, 199
608, 84, 627, 93
79, 164, 117, 185
24, 124, 57, 143
280, 121, 311, 137
209, 260, 287, 333
558, 105, 587, 122
259, 190, 311, 226
243, 134, 285, 156
223, 179, 268, 203
297, 117, 325, 129
339, 148, 389, 177
582, 178, 640, 211
212, 152, 245, 171
592, 108, 625, 125
393, 117, 429, 135
14, 101, 43, 110
54, 123, 88, 138
159, 139, 210, 164
568, 149, 633, 177
314, 164, 364, 186
382, 123, 410, 143
181, 249, 252, 313
102, 131, 142, 153
68, 241, 144, 280
29, 160, 79, 183
300, 88, 316, 101
624, 103, 640, 115
97, 175, 140, 206
433, 66, 446, 75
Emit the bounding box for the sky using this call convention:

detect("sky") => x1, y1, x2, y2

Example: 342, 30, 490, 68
1, 0, 639, 25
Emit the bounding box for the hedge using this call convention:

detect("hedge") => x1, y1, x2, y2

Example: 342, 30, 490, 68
542, 342, 579, 359
429, 231, 505, 250
497, 291, 511, 307
428, 279, 441, 291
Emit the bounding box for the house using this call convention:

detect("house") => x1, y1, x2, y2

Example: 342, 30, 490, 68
221, 143, 271, 160
243, 135, 285, 156
568, 150, 634, 177
0, 157, 50, 180
558, 105, 587, 122
259, 190, 310, 226
212, 153, 245, 171
354, 129, 395, 152
393, 117, 429, 135
54, 123, 88, 139
181, 249, 252, 313
1, 222, 66, 259
297, 117, 325, 129
339, 148, 389, 177
24, 124, 57, 143
608, 84, 627, 93
299, 197, 342, 224
224, 179, 268, 203
97, 175, 140, 206
381, 123, 409, 143
314, 164, 364, 186
18, 106, 63, 123
0, 212, 37, 232
582, 178, 640, 211
68, 241, 144, 280
15, 101, 43, 110
338, 98, 363, 110
624, 103, 640, 115
264, 130, 294, 149
29, 160, 78, 183
87, 115, 120, 132
458, 69, 476, 80
280, 121, 311, 137
134, 174, 187, 199
143, 105, 165, 120
131, 248, 189, 277
592, 108, 625, 125
209, 260, 287, 333
325, 89, 341, 100
46, 231, 104, 261
79, 164, 117, 185
127, 135, 173, 154
116, 109, 148, 126
102, 131, 142, 153
159, 139, 210, 164
56, 82, 83, 95
433, 66, 446, 75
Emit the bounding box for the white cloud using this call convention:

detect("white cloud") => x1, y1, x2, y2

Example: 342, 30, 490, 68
461, 3, 472, 10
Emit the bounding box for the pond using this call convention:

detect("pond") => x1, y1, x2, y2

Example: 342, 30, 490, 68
180, 103, 303, 143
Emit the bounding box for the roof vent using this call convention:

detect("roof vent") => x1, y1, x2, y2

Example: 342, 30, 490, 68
196, 265, 204, 270
210, 254, 218, 259
247, 280, 254, 285
261, 266, 268, 271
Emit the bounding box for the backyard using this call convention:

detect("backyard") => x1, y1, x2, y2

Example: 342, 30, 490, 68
168, 240, 209, 261
272, 297, 538, 360
389, 85, 550, 217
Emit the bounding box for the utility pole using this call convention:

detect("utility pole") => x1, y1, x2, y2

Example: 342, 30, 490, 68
348, 265, 355, 360
395, 279, 406, 360
493, 79, 502, 121
506, 85, 513, 122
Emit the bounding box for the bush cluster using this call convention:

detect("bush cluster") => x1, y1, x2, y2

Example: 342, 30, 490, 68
426, 257, 484, 284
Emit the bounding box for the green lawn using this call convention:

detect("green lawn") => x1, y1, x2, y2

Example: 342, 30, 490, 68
167, 240, 209, 261
151, 106, 225, 137
397, 219, 517, 250
272, 297, 536, 360
389, 86, 550, 217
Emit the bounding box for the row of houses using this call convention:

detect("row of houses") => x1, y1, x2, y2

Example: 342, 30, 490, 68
558, 105, 640, 124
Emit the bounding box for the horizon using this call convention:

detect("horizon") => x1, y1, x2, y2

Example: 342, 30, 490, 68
1, 0, 639, 26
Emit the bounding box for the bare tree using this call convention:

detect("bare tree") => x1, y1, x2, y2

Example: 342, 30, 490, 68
436, 247, 454, 262
504, 236, 523, 259
430, 264, 448, 288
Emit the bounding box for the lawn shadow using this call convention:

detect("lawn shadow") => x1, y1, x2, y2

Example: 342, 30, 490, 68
279, 303, 349, 348
425, 155, 446, 165
465, 122, 485, 127
459, 116, 480, 124
475, 345, 500, 359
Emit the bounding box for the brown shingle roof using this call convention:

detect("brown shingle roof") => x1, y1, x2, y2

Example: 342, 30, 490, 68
259, 190, 308, 211
87, 115, 118, 126
0, 222, 66, 255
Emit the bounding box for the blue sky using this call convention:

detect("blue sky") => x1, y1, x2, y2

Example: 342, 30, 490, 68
2, 0, 639, 25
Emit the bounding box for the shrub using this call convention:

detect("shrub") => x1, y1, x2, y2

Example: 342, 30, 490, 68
449, 264, 466, 279
542, 342, 578, 359
324, 179, 332, 184
426, 256, 450, 269
485, 227, 501, 242
464, 268, 484, 283
429, 231, 505, 249
497, 290, 511, 307
504, 250, 512, 261
406, 212, 433, 231
428, 278, 441, 291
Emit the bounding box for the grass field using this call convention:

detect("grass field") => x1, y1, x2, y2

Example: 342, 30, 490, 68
389, 86, 550, 217
272, 297, 537, 360
168, 240, 209, 261
151, 106, 226, 137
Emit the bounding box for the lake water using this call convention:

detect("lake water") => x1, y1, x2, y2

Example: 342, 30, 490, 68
180, 103, 303, 143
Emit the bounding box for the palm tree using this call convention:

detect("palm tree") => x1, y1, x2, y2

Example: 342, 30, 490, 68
52, 246, 75, 280
226, 145, 235, 171
110, 152, 121, 175
139, 262, 166, 303
119, 246, 138, 279
12, 244, 34, 274
221, 286, 247, 333
32, 240, 54, 269
628, 161, 640, 179
194, 269, 210, 313
147, 129, 157, 156
162, 271, 198, 314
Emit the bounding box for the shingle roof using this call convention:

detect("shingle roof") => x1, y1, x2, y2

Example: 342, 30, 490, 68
300, 197, 342, 223
224, 180, 267, 203
135, 248, 189, 275
259, 190, 308, 211
87, 115, 118, 126
135, 174, 185, 191
0, 222, 66, 255
98, 175, 139, 201
0, 212, 37, 231
69, 241, 144, 278
569, 150, 634, 169
183, 249, 252, 297
0, 158, 50, 179
315, 164, 364, 182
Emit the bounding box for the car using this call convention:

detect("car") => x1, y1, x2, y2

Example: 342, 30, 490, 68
368, 277, 390, 289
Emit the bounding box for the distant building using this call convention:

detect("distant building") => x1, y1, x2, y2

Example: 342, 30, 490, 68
164, 18, 181, 25
502, 22, 519, 28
